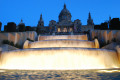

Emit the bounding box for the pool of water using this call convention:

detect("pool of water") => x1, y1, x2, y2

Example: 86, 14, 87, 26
0, 69, 120, 80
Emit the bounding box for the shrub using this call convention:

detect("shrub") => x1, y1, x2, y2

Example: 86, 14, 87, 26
15, 44, 22, 49
112, 38, 116, 42
2, 40, 22, 49
2, 40, 9, 44
9, 41, 14, 46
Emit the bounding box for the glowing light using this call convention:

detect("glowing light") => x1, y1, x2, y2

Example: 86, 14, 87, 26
24, 39, 98, 49
0, 70, 5, 72
98, 70, 120, 73
0, 48, 119, 70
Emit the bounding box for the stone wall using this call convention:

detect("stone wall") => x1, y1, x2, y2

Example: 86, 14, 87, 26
81, 25, 94, 31
0, 31, 37, 46
91, 30, 120, 44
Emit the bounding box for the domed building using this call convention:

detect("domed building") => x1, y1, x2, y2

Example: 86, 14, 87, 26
17, 19, 25, 32
59, 4, 72, 22
37, 4, 94, 34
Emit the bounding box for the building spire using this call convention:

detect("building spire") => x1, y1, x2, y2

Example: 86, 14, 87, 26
88, 12, 91, 19
40, 14, 43, 21
87, 12, 94, 25
38, 14, 44, 27
109, 16, 111, 22
64, 3, 66, 9
21, 19, 23, 23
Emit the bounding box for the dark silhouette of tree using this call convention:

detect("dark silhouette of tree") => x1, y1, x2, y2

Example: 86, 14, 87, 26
94, 25, 101, 30
109, 18, 120, 30
6, 22, 16, 32
94, 18, 120, 30
4, 25, 7, 32
25, 26, 32, 31
94, 22, 108, 30
101, 22, 108, 30
0, 22, 2, 32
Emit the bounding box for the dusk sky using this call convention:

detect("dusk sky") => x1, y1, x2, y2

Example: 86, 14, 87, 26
1, 0, 120, 31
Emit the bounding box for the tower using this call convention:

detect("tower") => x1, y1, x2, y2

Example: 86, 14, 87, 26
87, 12, 94, 25
38, 14, 44, 27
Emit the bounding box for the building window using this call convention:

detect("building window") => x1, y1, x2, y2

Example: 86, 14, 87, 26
58, 28, 61, 32
63, 28, 67, 32
70, 28, 72, 32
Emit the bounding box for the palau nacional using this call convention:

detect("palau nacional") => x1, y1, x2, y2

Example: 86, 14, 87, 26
36, 4, 94, 35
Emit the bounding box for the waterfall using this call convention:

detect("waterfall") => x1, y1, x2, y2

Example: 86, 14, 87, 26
0, 48, 119, 70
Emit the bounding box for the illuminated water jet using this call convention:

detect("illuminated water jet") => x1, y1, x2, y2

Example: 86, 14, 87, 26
0, 48, 119, 70
23, 39, 99, 49
38, 35, 88, 41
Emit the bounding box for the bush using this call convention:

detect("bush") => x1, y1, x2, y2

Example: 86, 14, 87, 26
15, 44, 22, 49
2, 40, 9, 44
9, 41, 14, 46
2, 40, 22, 49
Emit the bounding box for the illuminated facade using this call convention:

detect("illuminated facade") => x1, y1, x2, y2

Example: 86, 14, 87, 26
37, 4, 94, 34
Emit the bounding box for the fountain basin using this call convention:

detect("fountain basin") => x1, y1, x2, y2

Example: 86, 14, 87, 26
0, 48, 119, 70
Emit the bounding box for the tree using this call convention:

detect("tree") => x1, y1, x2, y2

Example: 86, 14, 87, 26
25, 26, 31, 31
109, 18, 120, 30
6, 22, 16, 32
101, 22, 108, 30
0, 22, 2, 32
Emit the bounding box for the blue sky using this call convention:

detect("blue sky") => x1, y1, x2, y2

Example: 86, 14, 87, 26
0, 0, 120, 31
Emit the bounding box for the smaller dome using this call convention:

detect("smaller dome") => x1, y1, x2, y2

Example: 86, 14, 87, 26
19, 19, 25, 26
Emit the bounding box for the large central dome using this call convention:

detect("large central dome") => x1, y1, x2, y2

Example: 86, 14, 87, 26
59, 4, 72, 22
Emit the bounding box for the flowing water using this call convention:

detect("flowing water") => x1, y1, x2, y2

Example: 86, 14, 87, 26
0, 48, 119, 70
38, 35, 88, 41
0, 35, 120, 79
24, 39, 97, 49
0, 69, 120, 80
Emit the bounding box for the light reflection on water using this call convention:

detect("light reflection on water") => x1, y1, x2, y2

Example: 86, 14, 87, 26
0, 69, 120, 80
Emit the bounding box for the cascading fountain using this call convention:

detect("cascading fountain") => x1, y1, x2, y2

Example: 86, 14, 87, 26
0, 35, 120, 70
23, 39, 99, 49
0, 48, 120, 70
38, 35, 88, 41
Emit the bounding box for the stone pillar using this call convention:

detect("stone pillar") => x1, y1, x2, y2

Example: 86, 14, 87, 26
94, 39, 99, 48
116, 31, 120, 42
23, 40, 29, 49
116, 46, 120, 63
91, 31, 95, 40
103, 31, 108, 44
0, 48, 2, 61
108, 31, 113, 43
